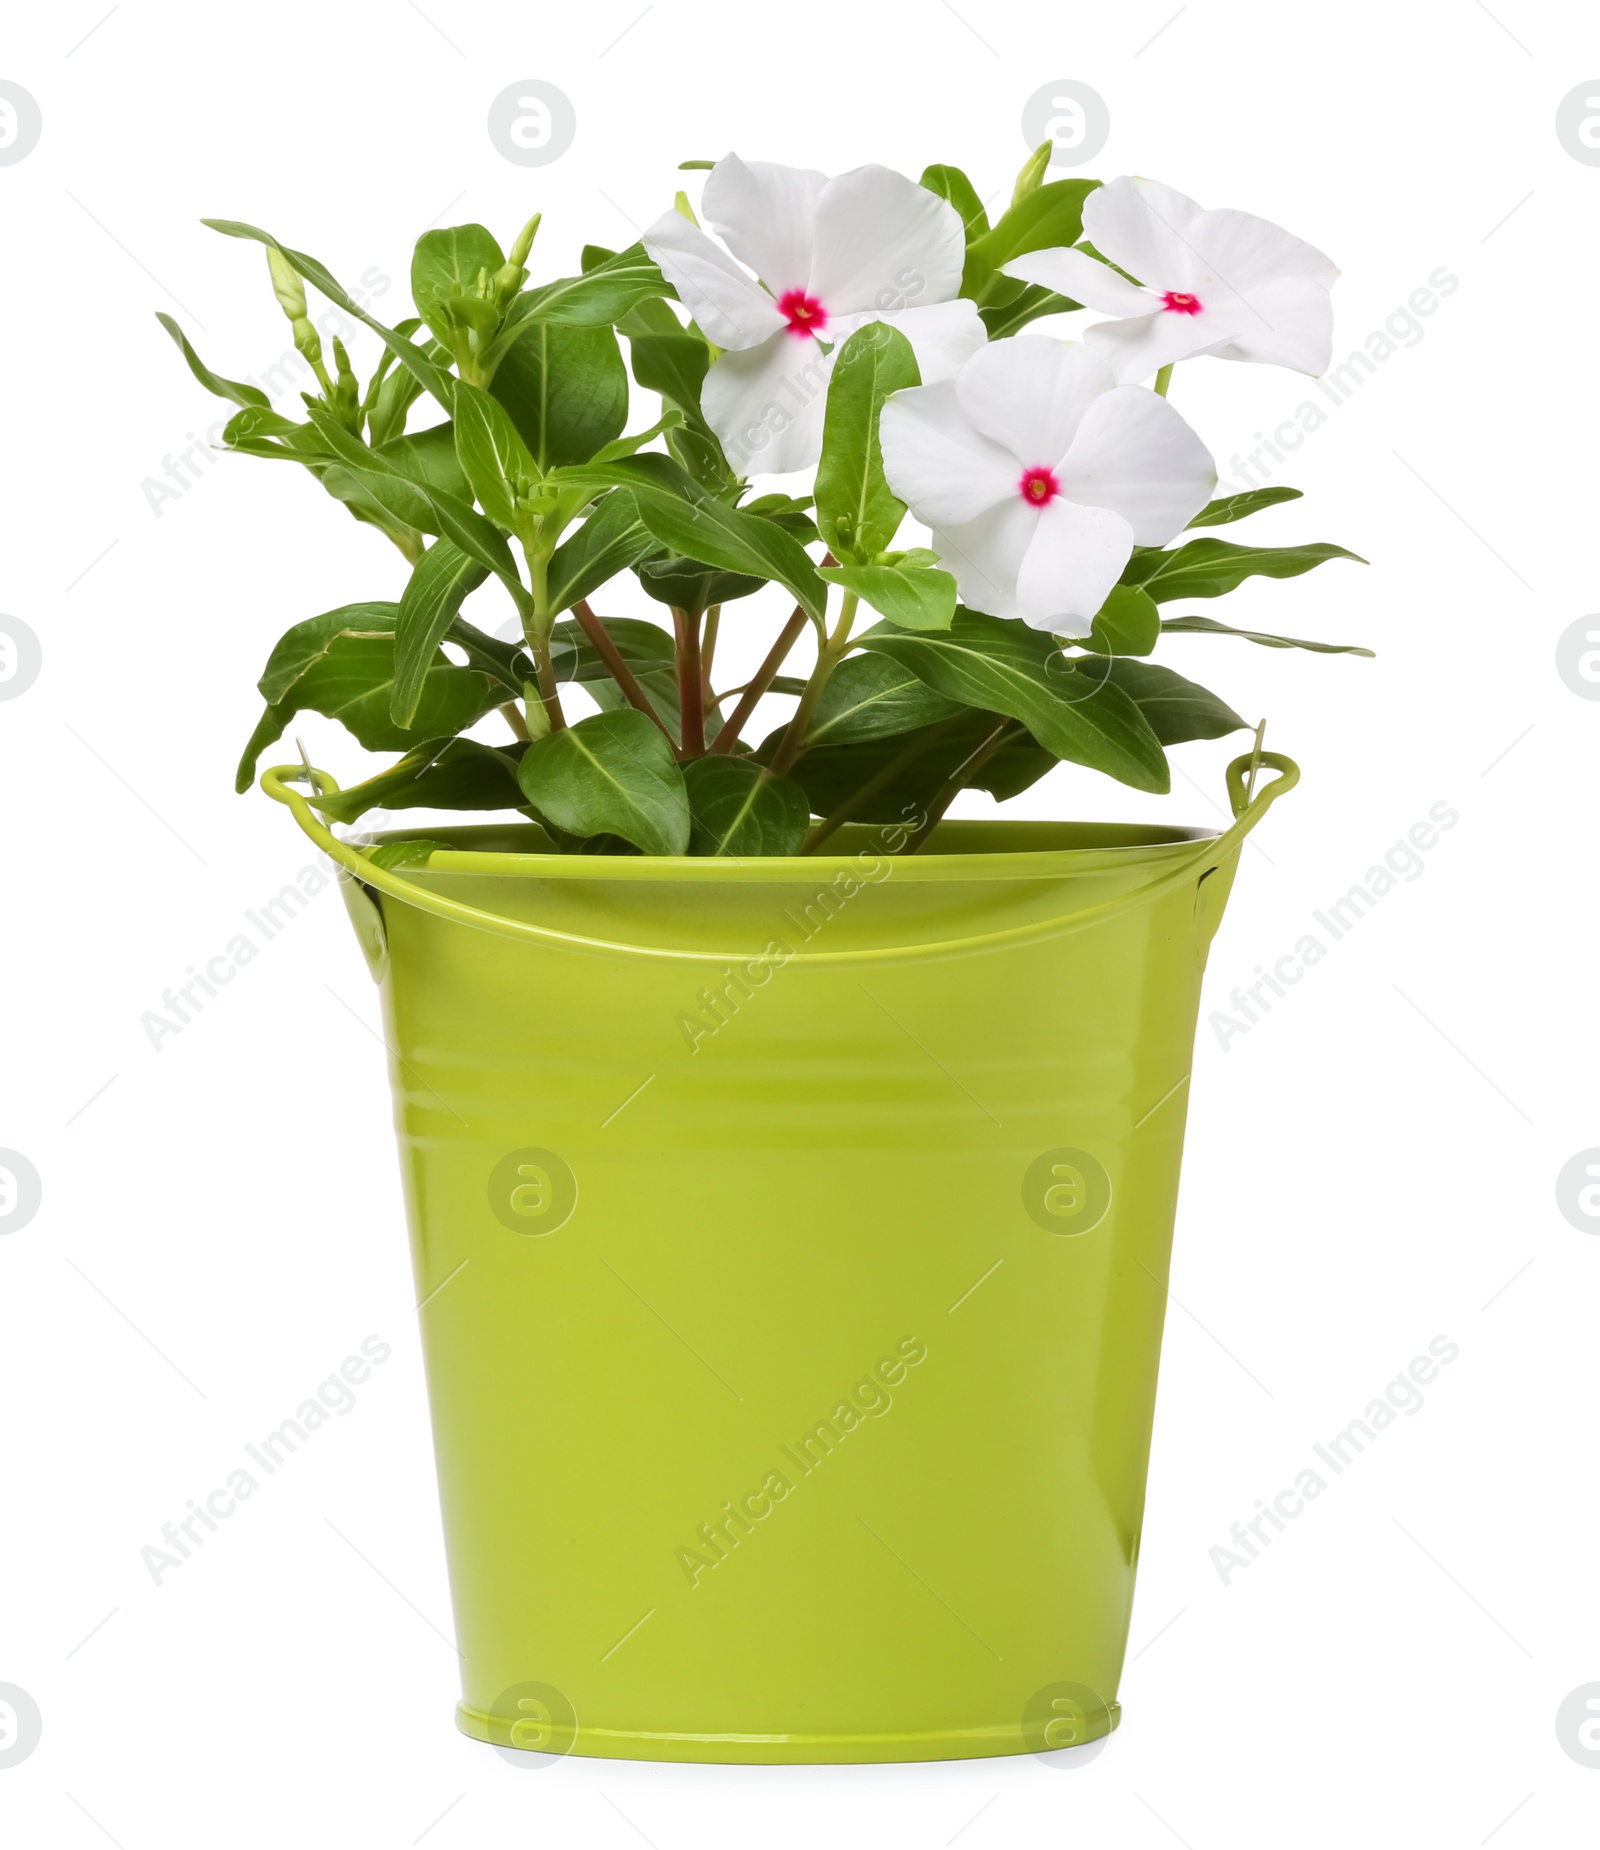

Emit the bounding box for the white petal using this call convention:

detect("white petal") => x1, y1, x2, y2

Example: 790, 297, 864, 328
807, 164, 966, 314
1200, 275, 1334, 374
930, 499, 1038, 621
879, 380, 1019, 530
702, 153, 827, 293
701, 331, 838, 475
1186, 205, 1339, 293
1081, 176, 1206, 289
954, 337, 1117, 470
1084, 309, 1237, 383
1003, 246, 1154, 316
1015, 498, 1135, 633
872, 297, 988, 382
1060, 387, 1216, 544
641, 209, 783, 352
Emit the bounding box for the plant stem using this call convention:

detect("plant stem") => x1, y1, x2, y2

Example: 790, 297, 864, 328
570, 599, 676, 745
520, 550, 566, 735
800, 713, 966, 853
768, 593, 858, 778
530, 640, 566, 734
702, 595, 721, 732
499, 701, 530, 742
674, 607, 706, 755
707, 603, 809, 754
904, 718, 1015, 854
699, 605, 721, 711
1153, 363, 1173, 398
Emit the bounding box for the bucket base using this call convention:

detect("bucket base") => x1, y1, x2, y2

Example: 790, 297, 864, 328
456, 1699, 1121, 1765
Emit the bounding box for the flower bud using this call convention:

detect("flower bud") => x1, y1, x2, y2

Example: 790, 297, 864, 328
1010, 140, 1052, 208
505, 212, 541, 273
266, 246, 307, 322
291, 315, 323, 367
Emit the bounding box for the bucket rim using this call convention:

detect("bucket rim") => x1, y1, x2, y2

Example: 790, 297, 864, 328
349, 817, 1224, 887
264, 754, 1298, 965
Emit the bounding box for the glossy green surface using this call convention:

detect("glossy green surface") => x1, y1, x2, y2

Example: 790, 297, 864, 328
296, 759, 1295, 1763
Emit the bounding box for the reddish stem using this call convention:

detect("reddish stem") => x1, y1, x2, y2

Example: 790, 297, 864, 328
675, 607, 706, 755
571, 600, 675, 747
707, 604, 808, 754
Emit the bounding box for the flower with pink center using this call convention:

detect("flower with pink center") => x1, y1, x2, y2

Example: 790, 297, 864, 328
879, 337, 1216, 635
1002, 176, 1338, 384
641, 154, 986, 474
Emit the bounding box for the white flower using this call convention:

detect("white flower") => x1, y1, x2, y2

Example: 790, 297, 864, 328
642, 155, 986, 474
1004, 176, 1338, 384
878, 337, 1216, 634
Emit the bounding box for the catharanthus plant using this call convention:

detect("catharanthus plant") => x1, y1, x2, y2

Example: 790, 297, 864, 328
165, 141, 1369, 860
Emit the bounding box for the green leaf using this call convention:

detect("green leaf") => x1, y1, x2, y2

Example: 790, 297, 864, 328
256, 602, 396, 703
820, 562, 956, 631
367, 319, 446, 448
411, 224, 505, 343
635, 554, 765, 613
156, 313, 270, 408
1098, 659, 1250, 745
1160, 614, 1375, 656
588, 410, 685, 466
450, 381, 539, 529
367, 837, 456, 871
814, 321, 919, 564
447, 615, 528, 689
785, 712, 1054, 823
315, 738, 526, 824
629, 328, 710, 417
376, 423, 473, 505
302, 403, 524, 597
858, 609, 1169, 793
1083, 584, 1160, 657
392, 540, 491, 725
1186, 486, 1304, 529
809, 652, 965, 746
1133, 538, 1367, 604
919, 164, 989, 239
964, 180, 1098, 297
221, 404, 325, 455
549, 454, 827, 623
545, 491, 659, 613
237, 607, 500, 790
517, 709, 690, 855
626, 327, 730, 482
979, 284, 1077, 339
483, 245, 671, 384
684, 757, 809, 856
741, 491, 818, 541
201, 218, 458, 413
488, 319, 629, 472
550, 615, 675, 685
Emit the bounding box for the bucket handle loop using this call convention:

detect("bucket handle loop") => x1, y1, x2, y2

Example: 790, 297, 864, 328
262, 752, 1299, 967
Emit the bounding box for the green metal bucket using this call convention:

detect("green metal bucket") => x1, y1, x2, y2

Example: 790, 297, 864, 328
265, 751, 1298, 1764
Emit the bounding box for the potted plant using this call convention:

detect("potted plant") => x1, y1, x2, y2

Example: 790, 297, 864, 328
166, 143, 1366, 1764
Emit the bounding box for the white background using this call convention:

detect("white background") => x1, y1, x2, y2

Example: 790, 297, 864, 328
2, 2, 1597, 1844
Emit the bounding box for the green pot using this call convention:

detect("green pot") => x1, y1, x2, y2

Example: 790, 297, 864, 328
265, 752, 1297, 1764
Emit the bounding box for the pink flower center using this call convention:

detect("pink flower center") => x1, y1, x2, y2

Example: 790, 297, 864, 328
777, 288, 827, 338
1019, 465, 1060, 507
1161, 290, 1202, 316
